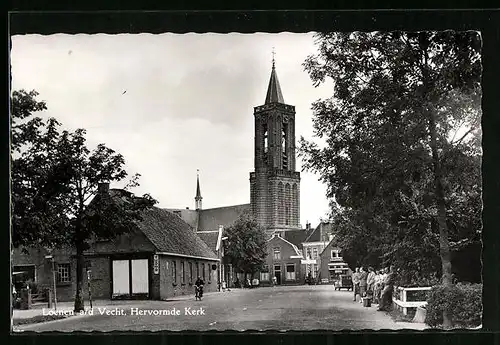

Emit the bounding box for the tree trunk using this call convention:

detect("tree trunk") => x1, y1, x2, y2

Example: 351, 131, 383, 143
428, 107, 453, 329
73, 242, 85, 312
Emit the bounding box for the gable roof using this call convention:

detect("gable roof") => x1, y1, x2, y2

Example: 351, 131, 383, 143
304, 226, 321, 243
198, 204, 251, 231
268, 234, 303, 257
304, 222, 334, 243
284, 229, 308, 249
136, 207, 218, 260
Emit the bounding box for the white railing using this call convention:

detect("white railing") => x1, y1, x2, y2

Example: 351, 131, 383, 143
392, 286, 432, 315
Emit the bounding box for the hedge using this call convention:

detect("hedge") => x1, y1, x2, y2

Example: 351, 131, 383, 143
425, 283, 482, 328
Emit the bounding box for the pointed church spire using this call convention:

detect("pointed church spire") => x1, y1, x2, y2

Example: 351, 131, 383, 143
265, 47, 284, 104
195, 169, 202, 210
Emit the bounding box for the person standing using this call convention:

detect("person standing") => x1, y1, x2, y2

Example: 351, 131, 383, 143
359, 267, 368, 303
351, 267, 360, 302
366, 267, 376, 296
377, 266, 395, 311
373, 270, 382, 304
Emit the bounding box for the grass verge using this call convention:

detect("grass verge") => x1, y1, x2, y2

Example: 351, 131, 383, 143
387, 308, 415, 323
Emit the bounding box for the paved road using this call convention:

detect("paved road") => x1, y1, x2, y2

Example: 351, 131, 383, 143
14, 285, 426, 332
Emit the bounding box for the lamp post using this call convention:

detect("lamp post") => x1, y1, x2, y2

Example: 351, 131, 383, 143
219, 237, 228, 290
45, 255, 57, 311
86, 261, 93, 309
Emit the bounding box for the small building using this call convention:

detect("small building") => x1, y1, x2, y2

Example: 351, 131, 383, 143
301, 222, 334, 282
260, 233, 304, 286
319, 238, 351, 284
11, 186, 219, 302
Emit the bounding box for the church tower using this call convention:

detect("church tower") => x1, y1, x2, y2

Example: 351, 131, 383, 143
250, 55, 301, 237
195, 171, 203, 210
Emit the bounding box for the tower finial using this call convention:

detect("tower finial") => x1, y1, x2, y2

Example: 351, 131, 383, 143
195, 169, 202, 210
265, 47, 284, 104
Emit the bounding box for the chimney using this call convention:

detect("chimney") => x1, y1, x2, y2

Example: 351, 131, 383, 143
306, 222, 311, 231
98, 182, 109, 194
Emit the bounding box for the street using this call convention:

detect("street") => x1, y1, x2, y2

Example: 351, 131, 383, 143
14, 285, 426, 332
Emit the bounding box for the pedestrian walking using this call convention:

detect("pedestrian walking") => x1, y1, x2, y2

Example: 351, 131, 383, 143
359, 267, 368, 303
352, 267, 360, 302
272, 276, 277, 287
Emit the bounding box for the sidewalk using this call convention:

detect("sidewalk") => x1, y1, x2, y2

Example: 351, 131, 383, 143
361, 300, 429, 330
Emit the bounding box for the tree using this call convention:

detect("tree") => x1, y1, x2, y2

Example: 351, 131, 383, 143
11, 90, 157, 312
224, 212, 268, 281
300, 32, 481, 328
11, 90, 70, 250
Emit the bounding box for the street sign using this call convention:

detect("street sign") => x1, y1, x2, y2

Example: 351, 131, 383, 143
153, 255, 159, 274
301, 259, 317, 265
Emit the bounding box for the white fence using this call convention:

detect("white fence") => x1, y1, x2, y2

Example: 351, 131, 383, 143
392, 286, 432, 315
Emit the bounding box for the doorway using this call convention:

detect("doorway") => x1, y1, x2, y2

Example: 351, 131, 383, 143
112, 258, 150, 299
274, 264, 282, 285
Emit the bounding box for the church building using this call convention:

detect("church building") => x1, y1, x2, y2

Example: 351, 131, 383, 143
168, 57, 312, 286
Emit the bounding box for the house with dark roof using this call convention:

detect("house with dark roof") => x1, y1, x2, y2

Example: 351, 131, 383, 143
300, 222, 335, 282
259, 233, 304, 286
318, 237, 351, 285
11, 184, 220, 302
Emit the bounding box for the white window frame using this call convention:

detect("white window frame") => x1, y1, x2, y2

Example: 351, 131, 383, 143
312, 248, 318, 259
273, 247, 281, 260
285, 264, 296, 280
57, 263, 71, 283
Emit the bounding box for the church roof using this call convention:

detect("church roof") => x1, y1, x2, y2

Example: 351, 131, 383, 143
196, 231, 219, 252
265, 63, 284, 104
198, 204, 251, 231
163, 208, 199, 230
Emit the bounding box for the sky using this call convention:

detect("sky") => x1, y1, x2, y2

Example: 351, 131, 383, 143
10, 33, 334, 227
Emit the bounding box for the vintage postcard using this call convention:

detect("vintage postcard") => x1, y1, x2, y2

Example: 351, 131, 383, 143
10, 29, 482, 332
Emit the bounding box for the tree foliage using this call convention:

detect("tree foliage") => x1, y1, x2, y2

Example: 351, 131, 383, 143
224, 212, 268, 278
10, 90, 157, 311
300, 30, 481, 299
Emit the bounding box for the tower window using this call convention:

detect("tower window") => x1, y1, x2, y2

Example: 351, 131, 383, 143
263, 124, 268, 154
282, 123, 288, 169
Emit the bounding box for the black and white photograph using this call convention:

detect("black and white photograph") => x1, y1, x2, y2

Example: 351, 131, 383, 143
10, 29, 483, 332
